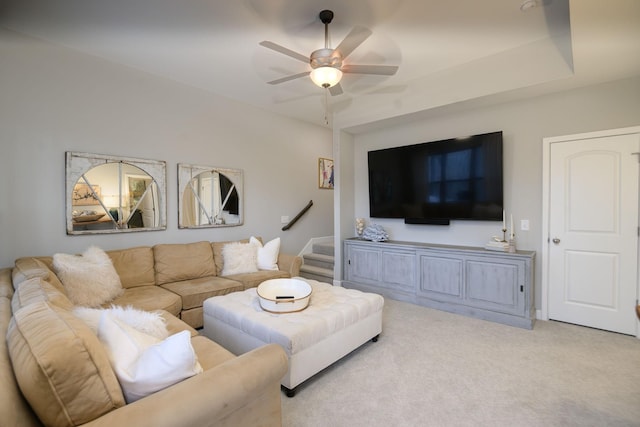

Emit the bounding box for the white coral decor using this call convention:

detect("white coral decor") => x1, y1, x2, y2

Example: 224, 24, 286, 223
362, 224, 389, 242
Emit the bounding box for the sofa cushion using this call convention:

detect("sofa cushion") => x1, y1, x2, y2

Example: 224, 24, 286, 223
156, 309, 199, 337
223, 270, 291, 290
0, 297, 41, 427
7, 301, 126, 427
53, 246, 124, 307
154, 242, 216, 285
97, 313, 202, 403
108, 286, 182, 317
160, 276, 243, 310
180, 307, 205, 329
190, 335, 235, 371
11, 277, 74, 313
221, 242, 259, 276
13, 257, 65, 292
107, 246, 156, 288
12, 257, 49, 287
212, 238, 251, 276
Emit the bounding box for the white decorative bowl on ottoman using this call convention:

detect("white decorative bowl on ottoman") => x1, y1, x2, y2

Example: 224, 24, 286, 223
257, 278, 312, 313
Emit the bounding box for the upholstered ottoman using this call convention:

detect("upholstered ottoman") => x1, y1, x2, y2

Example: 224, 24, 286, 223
202, 278, 384, 396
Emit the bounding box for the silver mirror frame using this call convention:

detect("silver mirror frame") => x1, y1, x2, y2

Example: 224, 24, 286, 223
178, 163, 244, 229
66, 151, 167, 235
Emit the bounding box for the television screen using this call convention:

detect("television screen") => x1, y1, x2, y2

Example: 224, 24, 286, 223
368, 131, 503, 222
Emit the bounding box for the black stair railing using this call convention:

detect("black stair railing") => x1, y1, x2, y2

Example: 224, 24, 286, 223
282, 200, 313, 231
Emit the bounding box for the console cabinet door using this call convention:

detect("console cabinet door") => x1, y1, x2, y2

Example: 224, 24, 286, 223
381, 250, 415, 292
463, 256, 526, 316
346, 245, 380, 284
346, 243, 416, 293
417, 252, 464, 303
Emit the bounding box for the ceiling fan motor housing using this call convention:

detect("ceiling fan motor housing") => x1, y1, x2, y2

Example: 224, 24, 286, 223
310, 48, 342, 70
319, 10, 334, 24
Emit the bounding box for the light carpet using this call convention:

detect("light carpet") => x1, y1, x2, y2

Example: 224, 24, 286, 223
282, 297, 640, 427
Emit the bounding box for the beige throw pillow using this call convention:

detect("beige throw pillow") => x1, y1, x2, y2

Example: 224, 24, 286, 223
53, 246, 123, 307
221, 242, 258, 276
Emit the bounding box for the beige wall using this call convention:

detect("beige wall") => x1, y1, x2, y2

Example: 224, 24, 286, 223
338, 75, 640, 308
0, 29, 333, 267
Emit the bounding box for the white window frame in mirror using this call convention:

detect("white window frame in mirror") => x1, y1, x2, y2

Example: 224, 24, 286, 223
66, 151, 167, 235
178, 163, 244, 228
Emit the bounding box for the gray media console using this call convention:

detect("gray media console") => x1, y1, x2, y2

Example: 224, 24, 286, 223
343, 238, 535, 329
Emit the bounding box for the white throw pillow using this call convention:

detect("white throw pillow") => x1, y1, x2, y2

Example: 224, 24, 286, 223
221, 242, 258, 275
74, 305, 169, 340
97, 312, 202, 403
53, 246, 123, 307
250, 236, 280, 271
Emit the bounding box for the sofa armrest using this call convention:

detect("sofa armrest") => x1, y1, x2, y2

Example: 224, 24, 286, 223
82, 343, 288, 427
0, 268, 13, 299
153, 309, 199, 337
277, 253, 302, 277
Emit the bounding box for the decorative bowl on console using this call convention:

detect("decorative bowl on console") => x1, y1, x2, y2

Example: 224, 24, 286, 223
72, 212, 106, 222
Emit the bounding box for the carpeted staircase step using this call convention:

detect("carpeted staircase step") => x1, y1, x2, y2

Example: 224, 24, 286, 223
311, 242, 334, 257
299, 264, 333, 284
302, 253, 334, 270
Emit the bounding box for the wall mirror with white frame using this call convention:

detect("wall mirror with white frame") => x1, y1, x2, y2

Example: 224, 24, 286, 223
65, 151, 167, 235
178, 163, 243, 228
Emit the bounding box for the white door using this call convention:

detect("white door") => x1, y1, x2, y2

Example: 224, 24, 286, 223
548, 132, 639, 335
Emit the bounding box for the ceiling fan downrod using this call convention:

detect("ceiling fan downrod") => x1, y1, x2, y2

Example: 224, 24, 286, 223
319, 10, 333, 49
311, 10, 342, 72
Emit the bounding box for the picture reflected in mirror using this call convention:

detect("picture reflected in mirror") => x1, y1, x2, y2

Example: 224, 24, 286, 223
66, 152, 167, 235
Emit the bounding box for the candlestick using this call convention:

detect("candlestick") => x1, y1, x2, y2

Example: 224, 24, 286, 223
502, 210, 506, 231
510, 214, 514, 239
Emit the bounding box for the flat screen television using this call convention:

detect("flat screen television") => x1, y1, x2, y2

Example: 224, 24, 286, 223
368, 131, 503, 224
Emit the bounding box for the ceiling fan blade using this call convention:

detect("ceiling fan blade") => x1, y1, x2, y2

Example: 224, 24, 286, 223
329, 83, 343, 96
342, 64, 399, 76
267, 71, 310, 85
335, 26, 372, 60
259, 41, 309, 64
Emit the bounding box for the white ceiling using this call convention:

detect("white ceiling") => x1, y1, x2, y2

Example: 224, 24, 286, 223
1, 0, 639, 129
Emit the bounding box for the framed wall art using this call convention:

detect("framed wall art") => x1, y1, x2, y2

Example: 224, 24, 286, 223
72, 183, 101, 205
319, 158, 334, 189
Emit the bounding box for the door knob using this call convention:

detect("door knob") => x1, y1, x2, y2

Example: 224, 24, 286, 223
552, 237, 561, 244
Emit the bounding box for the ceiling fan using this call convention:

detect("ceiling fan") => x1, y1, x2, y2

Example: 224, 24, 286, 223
259, 9, 398, 96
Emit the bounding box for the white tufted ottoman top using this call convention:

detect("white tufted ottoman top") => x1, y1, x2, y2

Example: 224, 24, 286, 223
203, 279, 384, 357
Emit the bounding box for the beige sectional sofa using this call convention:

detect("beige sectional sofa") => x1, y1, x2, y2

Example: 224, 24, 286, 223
14, 238, 302, 329
1, 238, 301, 427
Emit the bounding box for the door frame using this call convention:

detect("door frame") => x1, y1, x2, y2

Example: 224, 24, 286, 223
541, 125, 640, 337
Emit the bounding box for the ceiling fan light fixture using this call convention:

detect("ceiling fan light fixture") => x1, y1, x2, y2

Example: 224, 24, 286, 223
310, 66, 343, 88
